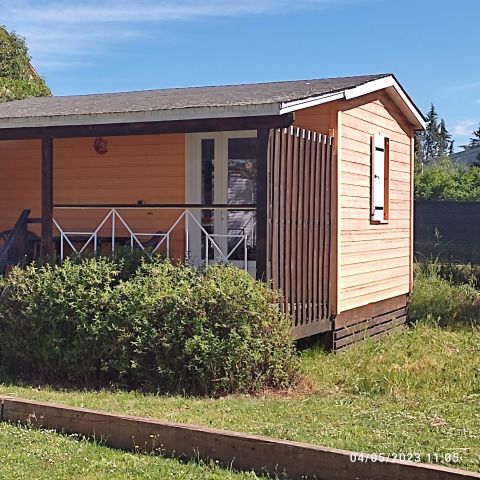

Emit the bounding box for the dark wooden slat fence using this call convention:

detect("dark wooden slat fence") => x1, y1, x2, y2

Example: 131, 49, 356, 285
267, 127, 334, 338
414, 199, 480, 263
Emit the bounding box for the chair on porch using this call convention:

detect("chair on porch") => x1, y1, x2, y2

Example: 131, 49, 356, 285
0, 227, 40, 275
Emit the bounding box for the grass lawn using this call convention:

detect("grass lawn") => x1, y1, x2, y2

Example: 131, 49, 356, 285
0, 422, 258, 479
1, 321, 479, 473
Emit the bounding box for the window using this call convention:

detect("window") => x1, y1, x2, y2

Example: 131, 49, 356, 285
371, 134, 390, 223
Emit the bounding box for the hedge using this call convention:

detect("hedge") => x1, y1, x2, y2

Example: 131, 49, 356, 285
0, 256, 298, 394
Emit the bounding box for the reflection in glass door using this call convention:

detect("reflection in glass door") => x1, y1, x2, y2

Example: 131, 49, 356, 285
226, 137, 257, 264
187, 132, 257, 274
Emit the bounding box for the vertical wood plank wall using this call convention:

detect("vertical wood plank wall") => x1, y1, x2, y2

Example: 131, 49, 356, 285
0, 135, 185, 257
268, 127, 334, 338
337, 92, 413, 312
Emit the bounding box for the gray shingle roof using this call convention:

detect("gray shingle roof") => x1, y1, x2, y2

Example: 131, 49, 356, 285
450, 146, 480, 165
0, 74, 390, 120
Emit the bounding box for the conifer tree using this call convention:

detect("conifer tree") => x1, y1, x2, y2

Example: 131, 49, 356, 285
448, 140, 455, 156
423, 104, 440, 161
437, 118, 452, 157
468, 123, 480, 149
414, 130, 426, 165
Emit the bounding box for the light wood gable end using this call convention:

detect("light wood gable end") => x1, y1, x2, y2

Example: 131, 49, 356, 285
292, 80, 421, 316
336, 90, 417, 313
281, 75, 426, 131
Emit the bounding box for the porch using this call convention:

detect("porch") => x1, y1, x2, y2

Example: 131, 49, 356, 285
0, 117, 335, 339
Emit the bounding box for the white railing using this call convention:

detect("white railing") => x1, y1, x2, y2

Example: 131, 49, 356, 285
53, 207, 255, 272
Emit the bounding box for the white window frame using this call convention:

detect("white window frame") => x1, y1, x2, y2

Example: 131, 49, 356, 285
371, 134, 390, 224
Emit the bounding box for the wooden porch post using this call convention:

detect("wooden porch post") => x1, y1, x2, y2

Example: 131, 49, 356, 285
41, 136, 54, 256
256, 128, 269, 281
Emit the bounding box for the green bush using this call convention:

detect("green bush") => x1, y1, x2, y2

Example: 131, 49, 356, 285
0, 257, 298, 394
415, 157, 480, 200
437, 262, 480, 289
409, 260, 480, 326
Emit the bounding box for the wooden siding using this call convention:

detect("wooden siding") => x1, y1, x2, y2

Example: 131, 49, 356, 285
293, 101, 337, 134
0, 139, 41, 234
0, 135, 186, 256
338, 92, 414, 312
333, 294, 408, 349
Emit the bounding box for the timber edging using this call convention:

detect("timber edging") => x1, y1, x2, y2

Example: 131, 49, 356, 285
0, 396, 478, 480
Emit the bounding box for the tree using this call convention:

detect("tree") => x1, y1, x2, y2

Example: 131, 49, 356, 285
437, 118, 452, 157
0, 26, 51, 102
423, 104, 440, 161
448, 139, 455, 156
415, 105, 456, 164
468, 123, 480, 149
415, 157, 480, 200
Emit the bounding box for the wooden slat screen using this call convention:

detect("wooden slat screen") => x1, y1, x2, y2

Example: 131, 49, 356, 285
267, 127, 334, 339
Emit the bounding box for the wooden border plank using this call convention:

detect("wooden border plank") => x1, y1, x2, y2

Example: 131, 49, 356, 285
291, 129, 300, 325
297, 129, 306, 326
285, 128, 294, 320
1, 396, 478, 480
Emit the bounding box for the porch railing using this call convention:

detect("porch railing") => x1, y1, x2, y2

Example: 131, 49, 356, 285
52, 205, 256, 272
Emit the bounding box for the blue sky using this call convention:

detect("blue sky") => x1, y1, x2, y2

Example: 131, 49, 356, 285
1, 0, 479, 149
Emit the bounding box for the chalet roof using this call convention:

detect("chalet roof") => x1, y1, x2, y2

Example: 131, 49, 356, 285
0, 74, 426, 129
450, 146, 480, 165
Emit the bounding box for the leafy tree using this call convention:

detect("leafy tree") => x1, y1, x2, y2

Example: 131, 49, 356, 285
415, 157, 480, 200
0, 26, 51, 102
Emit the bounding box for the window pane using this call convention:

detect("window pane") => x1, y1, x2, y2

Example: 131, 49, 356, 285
201, 139, 214, 259
227, 137, 257, 261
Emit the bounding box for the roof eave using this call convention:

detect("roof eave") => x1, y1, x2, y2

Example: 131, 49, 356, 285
279, 75, 426, 130
0, 102, 283, 130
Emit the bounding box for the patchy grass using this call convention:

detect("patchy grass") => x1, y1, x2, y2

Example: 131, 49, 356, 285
1, 322, 479, 473
0, 422, 258, 480
409, 260, 480, 326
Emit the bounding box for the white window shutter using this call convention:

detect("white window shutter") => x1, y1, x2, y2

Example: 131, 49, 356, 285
371, 134, 385, 222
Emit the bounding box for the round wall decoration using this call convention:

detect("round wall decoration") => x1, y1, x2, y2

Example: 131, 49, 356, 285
94, 137, 108, 154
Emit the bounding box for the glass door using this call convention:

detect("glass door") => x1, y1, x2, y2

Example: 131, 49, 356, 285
225, 136, 257, 273
186, 131, 257, 274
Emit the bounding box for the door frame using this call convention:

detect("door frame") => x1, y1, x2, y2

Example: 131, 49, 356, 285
185, 130, 257, 273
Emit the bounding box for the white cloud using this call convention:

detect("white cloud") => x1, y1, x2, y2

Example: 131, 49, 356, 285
453, 119, 477, 136
0, 0, 361, 72
4, 0, 357, 24
449, 81, 480, 91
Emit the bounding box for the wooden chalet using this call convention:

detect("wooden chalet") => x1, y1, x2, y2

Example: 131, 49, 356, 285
0, 74, 426, 348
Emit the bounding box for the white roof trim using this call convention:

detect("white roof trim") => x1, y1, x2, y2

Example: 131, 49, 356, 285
0, 102, 281, 129
280, 76, 426, 130
279, 91, 345, 114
